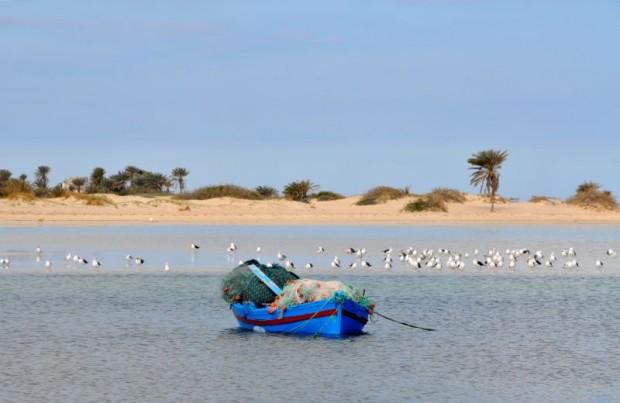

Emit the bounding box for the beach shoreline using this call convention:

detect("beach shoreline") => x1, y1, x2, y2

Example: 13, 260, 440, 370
1, 194, 619, 227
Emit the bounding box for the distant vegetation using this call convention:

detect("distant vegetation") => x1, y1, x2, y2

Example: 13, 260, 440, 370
529, 195, 551, 203
402, 188, 465, 213
428, 188, 467, 203
528, 195, 561, 204
356, 186, 408, 206
177, 184, 262, 200
312, 191, 345, 202
255, 186, 279, 199
283, 180, 319, 202
1, 161, 619, 216
64, 193, 115, 206
566, 181, 617, 210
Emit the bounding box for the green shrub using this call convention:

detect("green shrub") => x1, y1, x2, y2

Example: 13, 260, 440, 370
255, 185, 279, 199
64, 193, 114, 206
356, 186, 406, 206
428, 187, 466, 203
1, 179, 33, 198
566, 186, 617, 210
177, 184, 262, 200
312, 191, 344, 201
403, 195, 447, 213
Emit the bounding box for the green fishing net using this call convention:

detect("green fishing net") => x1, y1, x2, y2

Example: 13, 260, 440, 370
221, 259, 299, 306
273, 279, 374, 310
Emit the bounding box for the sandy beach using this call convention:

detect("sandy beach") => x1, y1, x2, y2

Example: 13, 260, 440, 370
1, 194, 619, 226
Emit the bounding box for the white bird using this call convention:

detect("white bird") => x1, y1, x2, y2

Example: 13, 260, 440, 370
549, 252, 557, 263
277, 251, 286, 261
332, 256, 341, 266
349, 262, 357, 269
191, 243, 200, 250
384, 262, 392, 270
164, 262, 171, 272
230, 242, 238, 251
126, 255, 133, 262
45, 260, 52, 269
305, 262, 313, 270
36, 246, 42, 254
316, 246, 325, 253
595, 260, 603, 268
509, 260, 516, 269
256, 246, 261, 254
607, 248, 617, 258
383, 247, 393, 254
285, 260, 295, 270
135, 257, 144, 265
331, 260, 341, 268
77, 257, 88, 265
65, 253, 72, 262
2, 258, 10, 268
92, 259, 101, 268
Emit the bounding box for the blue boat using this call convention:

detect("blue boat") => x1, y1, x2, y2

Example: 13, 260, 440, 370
224, 260, 372, 336
231, 292, 370, 336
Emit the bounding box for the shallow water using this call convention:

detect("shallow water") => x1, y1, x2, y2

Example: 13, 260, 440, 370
1, 225, 619, 401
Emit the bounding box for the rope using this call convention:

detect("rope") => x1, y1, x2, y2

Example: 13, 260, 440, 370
281, 298, 335, 335
373, 310, 436, 331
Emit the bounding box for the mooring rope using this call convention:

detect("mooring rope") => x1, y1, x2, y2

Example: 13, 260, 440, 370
373, 310, 436, 331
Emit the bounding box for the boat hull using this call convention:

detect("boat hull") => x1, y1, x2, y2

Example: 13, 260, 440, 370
231, 298, 369, 336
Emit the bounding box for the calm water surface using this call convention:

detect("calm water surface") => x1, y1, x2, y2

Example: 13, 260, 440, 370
1, 224, 619, 402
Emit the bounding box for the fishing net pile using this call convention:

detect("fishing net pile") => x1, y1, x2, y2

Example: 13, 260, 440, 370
221, 259, 299, 306
268, 279, 373, 313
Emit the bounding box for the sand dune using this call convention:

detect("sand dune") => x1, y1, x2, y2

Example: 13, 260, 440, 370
0, 194, 619, 226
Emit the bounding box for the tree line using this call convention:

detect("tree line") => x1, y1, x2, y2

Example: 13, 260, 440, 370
0, 149, 616, 211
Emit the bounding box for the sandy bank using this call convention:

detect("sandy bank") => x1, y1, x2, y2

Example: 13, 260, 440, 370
0, 194, 619, 226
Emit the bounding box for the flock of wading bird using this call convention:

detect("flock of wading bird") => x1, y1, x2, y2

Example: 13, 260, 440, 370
1, 242, 617, 273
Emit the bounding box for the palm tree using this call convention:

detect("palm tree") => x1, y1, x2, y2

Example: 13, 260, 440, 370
467, 149, 508, 212
171, 167, 189, 194
35, 165, 51, 194
89, 167, 106, 192
108, 171, 130, 194
72, 177, 87, 193
283, 180, 319, 202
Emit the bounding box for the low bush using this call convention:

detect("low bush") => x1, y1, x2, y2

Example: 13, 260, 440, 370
312, 191, 345, 202
428, 188, 466, 203
566, 188, 617, 210
255, 186, 279, 199
177, 184, 262, 200
402, 195, 447, 213
64, 193, 115, 206
356, 186, 406, 206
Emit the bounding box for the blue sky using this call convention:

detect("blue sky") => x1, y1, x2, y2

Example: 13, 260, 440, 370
1, 0, 619, 200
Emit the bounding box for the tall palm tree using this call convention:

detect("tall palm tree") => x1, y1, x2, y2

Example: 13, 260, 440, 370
467, 149, 508, 212
90, 167, 106, 192
171, 167, 189, 194
35, 165, 51, 193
